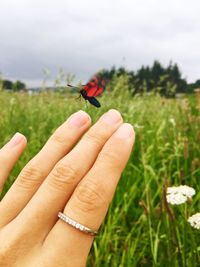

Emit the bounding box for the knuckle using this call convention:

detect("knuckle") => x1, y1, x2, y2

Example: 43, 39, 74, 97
50, 131, 67, 146
98, 148, 121, 170
16, 164, 43, 189
85, 130, 105, 147
49, 161, 78, 190
75, 180, 107, 212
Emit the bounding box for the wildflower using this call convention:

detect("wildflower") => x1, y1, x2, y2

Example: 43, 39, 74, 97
166, 185, 195, 205
166, 192, 187, 205
133, 124, 144, 129
188, 213, 200, 229
169, 118, 176, 127
9, 97, 16, 105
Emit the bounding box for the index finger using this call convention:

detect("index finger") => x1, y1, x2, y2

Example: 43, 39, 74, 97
0, 110, 91, 227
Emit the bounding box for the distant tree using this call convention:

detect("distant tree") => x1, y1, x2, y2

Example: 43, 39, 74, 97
12, 80, 26, 91
151, 60, 165, 85
116, 67, 127, 76
165, 63, 187, 93
187, 79, 200, 93
195, 79, 200, 87
98, 66, 117, 81
2, 80, 13, 90
135, 66, 151, 92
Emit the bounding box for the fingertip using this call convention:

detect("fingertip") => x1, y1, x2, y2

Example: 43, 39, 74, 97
100, 109, 122, 125
20, 133, 27, 147
113, 123, 135, 140
15, 132, 27, 147
5, 132, 27, 149
68, 110, 91, 128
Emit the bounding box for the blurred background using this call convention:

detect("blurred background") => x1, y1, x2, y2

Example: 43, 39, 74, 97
1, 1, 200, 266
0, 0, 200, 89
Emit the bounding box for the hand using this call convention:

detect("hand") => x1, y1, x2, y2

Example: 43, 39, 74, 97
0, 109, 135, 267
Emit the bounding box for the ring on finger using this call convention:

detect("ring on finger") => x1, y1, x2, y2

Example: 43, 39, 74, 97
58, 212, 98, 236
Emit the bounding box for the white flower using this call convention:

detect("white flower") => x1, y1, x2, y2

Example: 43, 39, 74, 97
166, 185, 195, 205
166, 192, 187, 205
167, 185, 195, 197
133, 124, 144, 129
188, 213, 200, 229
169, 118, 176, 127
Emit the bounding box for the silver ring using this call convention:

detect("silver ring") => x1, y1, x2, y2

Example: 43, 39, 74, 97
58, 212, 98, 236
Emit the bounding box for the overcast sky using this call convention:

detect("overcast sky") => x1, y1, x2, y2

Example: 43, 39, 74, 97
0, 0, 200, 87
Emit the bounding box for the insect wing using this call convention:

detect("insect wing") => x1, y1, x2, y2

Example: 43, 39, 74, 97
84, 85, 104, 97
83, 76, 106, 97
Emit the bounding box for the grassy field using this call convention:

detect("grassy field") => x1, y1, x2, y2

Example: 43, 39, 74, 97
0, 88, 200, 266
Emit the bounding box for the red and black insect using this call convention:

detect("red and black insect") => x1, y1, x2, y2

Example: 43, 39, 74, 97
68, 76, 106, 108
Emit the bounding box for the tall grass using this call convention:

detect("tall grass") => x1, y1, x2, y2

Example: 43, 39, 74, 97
0, 88, 200, 266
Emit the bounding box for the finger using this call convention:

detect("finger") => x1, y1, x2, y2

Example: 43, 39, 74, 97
45, 123, 135, 265
0, 133, 27, 193
0, 111, 91, 226
13, 110, 123, 239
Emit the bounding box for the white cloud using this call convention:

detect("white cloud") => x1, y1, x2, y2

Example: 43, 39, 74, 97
0, 0, 200, 86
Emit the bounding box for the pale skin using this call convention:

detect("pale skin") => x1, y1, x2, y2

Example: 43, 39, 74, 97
0, 109, 135, 267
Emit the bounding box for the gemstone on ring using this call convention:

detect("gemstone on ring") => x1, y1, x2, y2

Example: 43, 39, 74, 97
58, 212, 98, 236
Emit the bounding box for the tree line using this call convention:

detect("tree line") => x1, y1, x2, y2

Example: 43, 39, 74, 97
98, 61, 200, 97
1, 61, 200, 96
0, 79, 26, 91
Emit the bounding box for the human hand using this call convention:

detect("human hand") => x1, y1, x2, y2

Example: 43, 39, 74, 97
0, 109, 135, 267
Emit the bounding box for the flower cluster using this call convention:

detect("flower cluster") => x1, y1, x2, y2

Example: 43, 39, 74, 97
166, 184, 200, 230
166, 185, 195, 205
188, 213, 200, 230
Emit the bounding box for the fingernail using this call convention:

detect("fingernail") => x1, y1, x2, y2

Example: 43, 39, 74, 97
101, 109, 122, 124
114, 123, 134, 139
6, 132, 24, 148
68, 110, 90, 128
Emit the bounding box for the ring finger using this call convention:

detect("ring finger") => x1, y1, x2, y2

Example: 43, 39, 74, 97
44, 123, 135, 267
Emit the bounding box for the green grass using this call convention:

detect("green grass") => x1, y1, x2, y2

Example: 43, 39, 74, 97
0, 89, 200, 266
